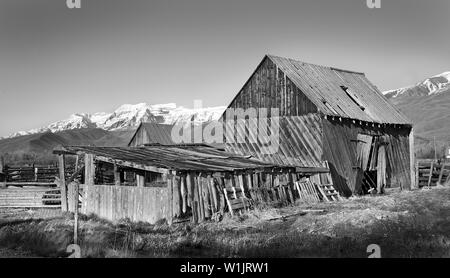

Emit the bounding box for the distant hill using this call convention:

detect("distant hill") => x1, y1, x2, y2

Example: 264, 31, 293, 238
384, 71, 450, 158
0, 128, 135, 164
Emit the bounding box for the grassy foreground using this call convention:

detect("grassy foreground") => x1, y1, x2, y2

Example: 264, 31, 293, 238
0, 186, 449, 258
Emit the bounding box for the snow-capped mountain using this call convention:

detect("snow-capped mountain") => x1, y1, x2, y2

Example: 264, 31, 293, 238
7, 103, 226, 138
384, 71, 450, 99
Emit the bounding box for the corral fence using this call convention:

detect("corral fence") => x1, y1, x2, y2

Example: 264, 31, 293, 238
0, 160, 75, 208
3, 165, 75, 185
416, 159, 450, 188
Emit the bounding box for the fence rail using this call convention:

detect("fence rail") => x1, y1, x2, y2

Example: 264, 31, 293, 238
0, 187, 61, 208
416, 159, 450, 187
3, 165, 75, 184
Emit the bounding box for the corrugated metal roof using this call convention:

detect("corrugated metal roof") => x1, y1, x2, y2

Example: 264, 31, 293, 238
59, 145, 291, 172
128, 123, 175, 146
267, 55, 411, 124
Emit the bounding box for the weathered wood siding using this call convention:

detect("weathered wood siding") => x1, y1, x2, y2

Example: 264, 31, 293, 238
224, 115, 323, 167
82, 184, 168, 224
322, 119, 412, 196
225, 56, 318, 117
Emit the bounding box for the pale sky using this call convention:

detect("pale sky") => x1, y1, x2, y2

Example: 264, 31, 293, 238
0, 0, 449, 137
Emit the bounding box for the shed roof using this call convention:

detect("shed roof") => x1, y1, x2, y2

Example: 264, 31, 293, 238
232, 55, 411, 125
55, 145, 328, 174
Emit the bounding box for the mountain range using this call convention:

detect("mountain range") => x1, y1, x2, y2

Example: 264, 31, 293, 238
383, 71, 450, 158
5, 103, 226, 138
1, 70, 450, 163
0, 103, 225, 163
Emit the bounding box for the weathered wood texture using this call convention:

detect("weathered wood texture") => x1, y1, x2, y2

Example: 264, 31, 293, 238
224, 57, 318, 119
82, 184, 168, 224
169, 169, 337, 224
224, 114, 323, 167
322, 119, 412, 196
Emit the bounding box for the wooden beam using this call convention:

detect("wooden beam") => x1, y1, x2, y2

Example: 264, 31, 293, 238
94, 155, 169, 175
66, 166, 85, 185
58, 154, 68, 212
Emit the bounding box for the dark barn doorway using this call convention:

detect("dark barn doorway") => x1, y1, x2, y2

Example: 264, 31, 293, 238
354, 134, 390, 194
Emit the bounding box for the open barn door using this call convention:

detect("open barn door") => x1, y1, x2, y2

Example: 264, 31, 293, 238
354, 134, 390, 194
354, 134, 374, 194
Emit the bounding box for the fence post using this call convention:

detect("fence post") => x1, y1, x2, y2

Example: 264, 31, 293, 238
59, 154, 68, 212
0, 155, 5, 188
73, 181, 79, 245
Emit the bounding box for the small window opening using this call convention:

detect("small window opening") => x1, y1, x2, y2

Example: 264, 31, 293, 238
341, 86, 366, 111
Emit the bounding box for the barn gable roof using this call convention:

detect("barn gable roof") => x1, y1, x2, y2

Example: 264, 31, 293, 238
228, 55, 411, 125
128, 123, 175, 146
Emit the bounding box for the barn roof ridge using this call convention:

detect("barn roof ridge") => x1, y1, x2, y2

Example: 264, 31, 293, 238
266, 54, 366, 76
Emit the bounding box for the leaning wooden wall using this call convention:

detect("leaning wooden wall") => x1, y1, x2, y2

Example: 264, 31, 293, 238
82, 184, 168, 224
168, 170, 324, 224
321, 118, 412, 196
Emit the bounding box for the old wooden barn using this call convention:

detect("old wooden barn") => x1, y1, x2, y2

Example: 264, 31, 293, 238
54, 144, 332, 224
222, 55, 415, 196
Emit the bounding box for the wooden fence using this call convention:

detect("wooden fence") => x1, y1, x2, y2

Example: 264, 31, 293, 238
0, 187, 61, 208
2, 165, 75, 185
416, 159, 450, 187
81, 184, 168, 224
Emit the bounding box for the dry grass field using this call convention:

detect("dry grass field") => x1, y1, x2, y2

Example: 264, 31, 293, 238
0, 186, 449, 258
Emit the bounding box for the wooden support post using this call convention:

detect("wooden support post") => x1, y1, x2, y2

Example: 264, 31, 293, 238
0, 155, 5, 188
427, 161, 434, 188
181, 175, 187, 213
186, 172, 193, 208
172, 175, 181, 217
59, 154, 68, 212
84, 154, 95, 186
73, 181, 79, 245
136, 171, 145, 187
167, 175, 173, 225
75, 155, 79, 172
409, 128, 416, 189
114, 163, 121, 186
438, 162, 446, 186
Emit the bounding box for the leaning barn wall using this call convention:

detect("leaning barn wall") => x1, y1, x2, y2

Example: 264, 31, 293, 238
321, 118, 412, 197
